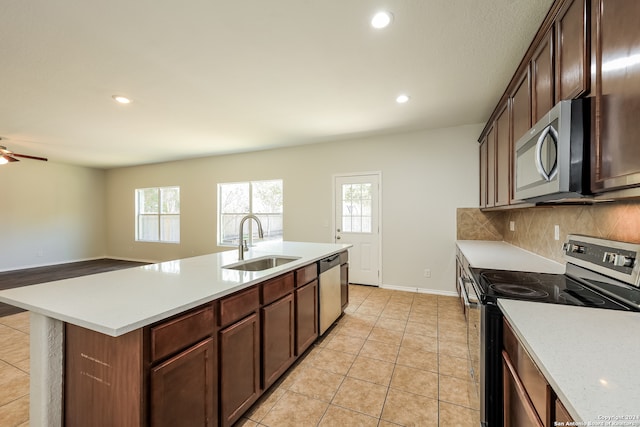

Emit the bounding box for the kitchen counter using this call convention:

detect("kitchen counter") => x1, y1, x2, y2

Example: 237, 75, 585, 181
0, 241, 350, 336
456, 240, 565, 273
499, 299, 640, 423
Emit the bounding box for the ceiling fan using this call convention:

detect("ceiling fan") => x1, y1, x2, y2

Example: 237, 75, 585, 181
0, 138, 48, 165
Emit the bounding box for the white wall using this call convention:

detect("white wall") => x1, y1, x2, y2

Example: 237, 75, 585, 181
0, 161, 106, 271
106, 125, 481, 293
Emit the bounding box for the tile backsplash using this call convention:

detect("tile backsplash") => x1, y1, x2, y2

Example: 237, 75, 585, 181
457, 202, 640, 263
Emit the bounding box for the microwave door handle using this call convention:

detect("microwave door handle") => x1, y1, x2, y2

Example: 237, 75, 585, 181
534, 125, 559, 182
547, 126, 559, 180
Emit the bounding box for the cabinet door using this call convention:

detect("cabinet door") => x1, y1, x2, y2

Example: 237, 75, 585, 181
591, 0, 640, 192
486, 125, 496, 208
340, 263, 349, 310
511, 68, 531, 145
532, 29, 555, 123
479, 137, 488, 208
555, 0, 589, 101
296, 279, 318, 355
495, 102, 511, 207
503, 351, 544, 427
150, 338, 216, 427
219, 313, 260, 427
554, 398, 573, 424
262, 293, 295, 389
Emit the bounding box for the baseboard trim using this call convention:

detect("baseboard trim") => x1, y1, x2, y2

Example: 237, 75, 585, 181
379, 284, 457, 297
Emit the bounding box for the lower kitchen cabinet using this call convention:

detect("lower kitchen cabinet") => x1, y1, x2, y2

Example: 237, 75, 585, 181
150, 338, 216, 427
503, 319, 574, 427
262, 293, 295, 389
219, 312, 260, 427
340, 253, 349, 310
295, 279, 318, 355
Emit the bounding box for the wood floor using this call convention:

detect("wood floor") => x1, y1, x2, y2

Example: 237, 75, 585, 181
0, 259, 150, 317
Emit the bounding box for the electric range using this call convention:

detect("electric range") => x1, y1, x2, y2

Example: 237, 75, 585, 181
464, 235, 640, 427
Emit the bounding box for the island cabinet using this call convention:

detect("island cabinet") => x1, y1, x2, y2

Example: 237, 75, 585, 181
339, 251, 349, 310
64, 303, 218, 427
502, 319, 574, 426
261, 272, 295, 390
590, 0, 640, 194
295, 263, 319, 355
218, 286, 260, 427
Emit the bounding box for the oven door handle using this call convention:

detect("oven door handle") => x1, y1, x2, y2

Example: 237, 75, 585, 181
459, 277, 472, 307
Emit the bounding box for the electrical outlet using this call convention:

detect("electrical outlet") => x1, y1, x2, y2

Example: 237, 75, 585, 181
509, 221, 515, 231
424, 269, 431, 278
554, 225, 560, 241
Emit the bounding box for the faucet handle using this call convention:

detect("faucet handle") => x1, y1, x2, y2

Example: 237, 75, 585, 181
243, 239, 249, 252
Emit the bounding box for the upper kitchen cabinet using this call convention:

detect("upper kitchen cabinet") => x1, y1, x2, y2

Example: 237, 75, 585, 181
479, 136, 488, 208
555, 0, 590, 101
478, 0, 595, 208
532, 29, 555, 123
495, 103, 511, 207
590, 0, 640, 193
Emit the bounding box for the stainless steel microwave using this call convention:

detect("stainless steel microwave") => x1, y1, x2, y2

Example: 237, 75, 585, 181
514, 99, 589, 202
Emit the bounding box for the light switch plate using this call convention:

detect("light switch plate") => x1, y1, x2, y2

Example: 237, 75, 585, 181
509, 221, 515, 231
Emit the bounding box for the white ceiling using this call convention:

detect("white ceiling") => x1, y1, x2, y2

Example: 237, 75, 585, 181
1, 0, 554, 169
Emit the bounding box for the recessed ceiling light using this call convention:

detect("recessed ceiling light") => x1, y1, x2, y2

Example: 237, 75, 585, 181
396, 94, 410, 104
371, 11, 393, 29
112, 95, 132, 104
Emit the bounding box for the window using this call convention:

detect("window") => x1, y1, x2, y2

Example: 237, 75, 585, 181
341, 183, 372, 233
135, 187, 180, 243
218, 180, 283, 246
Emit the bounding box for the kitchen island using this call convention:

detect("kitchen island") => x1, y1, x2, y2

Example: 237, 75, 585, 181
0, 241, 350, 427
499, 299, 640, 424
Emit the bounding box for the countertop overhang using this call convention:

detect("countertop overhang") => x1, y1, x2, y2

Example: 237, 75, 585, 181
0, 241, 351, 336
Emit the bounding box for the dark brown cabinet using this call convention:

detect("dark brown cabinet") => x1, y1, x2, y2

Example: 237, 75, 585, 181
219, 312, 260, 427
503, 351, 544, 427
262, 293, 295, 389
532, 29, 555, 123
479, 137, 488, 207
511, 69, 532, 148
486, 125, 497, 208
150, 338, 216, 427
340, 262, 349, 310
503, 319, 574, 427
555, 0, 589, 101
591, 0, 640, 193
295, 279, 318, 354
495, 103, 511, 207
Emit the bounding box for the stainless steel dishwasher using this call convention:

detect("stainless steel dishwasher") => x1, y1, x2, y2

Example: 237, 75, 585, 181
318, 254, 342, 335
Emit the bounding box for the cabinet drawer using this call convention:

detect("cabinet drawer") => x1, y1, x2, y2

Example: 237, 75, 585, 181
503, 319, 550, 425
219, 286, 260, 327
295, 264, 317, 287
150, 304, 215, 363
262, 272, 294, 304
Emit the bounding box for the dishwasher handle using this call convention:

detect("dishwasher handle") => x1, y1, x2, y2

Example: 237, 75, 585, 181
319, 254, 341, 273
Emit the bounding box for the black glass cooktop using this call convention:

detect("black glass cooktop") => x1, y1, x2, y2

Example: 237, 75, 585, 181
469, 268, 634, 311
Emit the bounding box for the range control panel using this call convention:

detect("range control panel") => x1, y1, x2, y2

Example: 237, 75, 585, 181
563, 235, 640, 287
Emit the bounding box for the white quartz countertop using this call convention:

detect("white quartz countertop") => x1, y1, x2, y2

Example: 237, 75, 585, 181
499, 299, 640, 424
0, 241, 350, 337
456, 240, 565, 273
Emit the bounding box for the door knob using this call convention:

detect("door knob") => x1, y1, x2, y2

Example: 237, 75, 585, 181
336, 236, 341, 240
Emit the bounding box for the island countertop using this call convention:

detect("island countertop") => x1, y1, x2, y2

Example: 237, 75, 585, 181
499, 299, 640, 423
0, 241, 350, 336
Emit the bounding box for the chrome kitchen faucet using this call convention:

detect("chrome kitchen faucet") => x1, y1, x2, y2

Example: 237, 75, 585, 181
238, 214, 264, 260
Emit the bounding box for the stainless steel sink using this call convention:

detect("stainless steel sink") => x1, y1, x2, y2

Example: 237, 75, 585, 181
222, 255, 301, 271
